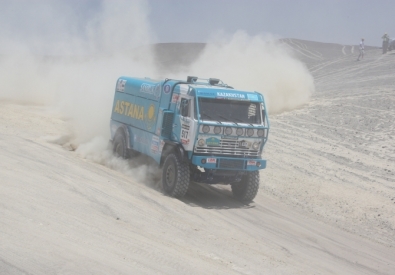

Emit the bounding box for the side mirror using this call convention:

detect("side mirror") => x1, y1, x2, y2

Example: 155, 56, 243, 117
180, 99, 189, 117
262, 110, 266, 125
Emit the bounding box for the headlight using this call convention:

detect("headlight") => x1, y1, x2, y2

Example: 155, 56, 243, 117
202, 125, 210, 133
252, 142, 260, 150
236, 128, 243, 136
198, 139, 205, 146
225, 127, 232, 135
257, 129, 264, 137
247, 128, 254, 137
214, 126, 221, 134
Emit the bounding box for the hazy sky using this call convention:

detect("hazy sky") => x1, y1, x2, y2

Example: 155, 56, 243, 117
1, 0, 394, 51
147, 0, 394, 46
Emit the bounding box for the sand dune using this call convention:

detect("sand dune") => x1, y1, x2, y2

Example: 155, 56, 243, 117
1, 40, 395, 274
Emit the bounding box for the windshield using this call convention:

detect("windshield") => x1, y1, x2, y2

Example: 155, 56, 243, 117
198, 98, 261, 124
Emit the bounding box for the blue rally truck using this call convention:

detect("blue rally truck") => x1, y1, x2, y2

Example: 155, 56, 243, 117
110, 76, 269, 202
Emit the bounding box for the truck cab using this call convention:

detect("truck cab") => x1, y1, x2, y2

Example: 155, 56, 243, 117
110, 76, 269, 202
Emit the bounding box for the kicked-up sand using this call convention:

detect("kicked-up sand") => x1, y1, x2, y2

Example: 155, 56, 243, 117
0, 40, 394, 274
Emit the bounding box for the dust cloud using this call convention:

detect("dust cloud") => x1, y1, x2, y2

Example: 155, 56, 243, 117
0, 0, 156, 144
0, 1, 314, 175
0, 0, 159, 181
75, 136, 161, 188
178, 31, 315, 113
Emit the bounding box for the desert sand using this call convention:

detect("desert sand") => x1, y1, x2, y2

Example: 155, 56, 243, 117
1, 40, 395, 274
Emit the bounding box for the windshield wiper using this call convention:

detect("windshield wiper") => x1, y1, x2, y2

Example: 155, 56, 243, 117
201, 112, 214, 120
233, 117, 253, 126
202, 112, 222, 124
218, 115, 238, 126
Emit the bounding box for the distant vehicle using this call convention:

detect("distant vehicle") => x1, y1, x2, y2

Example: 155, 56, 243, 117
110, 76, 270, 202
388, 38, 395, 51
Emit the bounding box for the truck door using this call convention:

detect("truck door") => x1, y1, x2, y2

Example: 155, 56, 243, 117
177, 96, 196, 151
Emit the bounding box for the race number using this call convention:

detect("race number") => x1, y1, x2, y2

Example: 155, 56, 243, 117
181, 129, 189, 139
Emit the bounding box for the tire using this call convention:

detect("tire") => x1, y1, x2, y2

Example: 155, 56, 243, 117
231, 171, 260, 202
113, 131, 129, 159
162, 153, 190, 197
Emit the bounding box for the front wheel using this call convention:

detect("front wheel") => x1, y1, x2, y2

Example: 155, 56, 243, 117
231, 171, 260, 202
162, 153, 190, 197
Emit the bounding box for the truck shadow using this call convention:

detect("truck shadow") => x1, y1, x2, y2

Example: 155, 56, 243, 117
127, 156, 255, 209
179, 182, 255, 210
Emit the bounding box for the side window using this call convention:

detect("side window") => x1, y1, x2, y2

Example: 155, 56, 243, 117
180, 98, 190, 117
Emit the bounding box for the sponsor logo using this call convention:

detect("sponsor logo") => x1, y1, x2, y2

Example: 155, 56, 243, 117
217, 92, 245, 99
151, 136, 160, 154
207, 158, 216, 163
247, 160, 257, 166
247, 94, 259, 100
151, 135, 159, 143
113, 100, 156, 131
198, 91, 215, 97
206, 137, 220, 146
181, 139, 189, 145
114, 100, 144, 120
151, 145, 159, 153
116, 79, 126, 92
171, 94, 179, 103
164, 84, 171, 94
140, 83, 161, 97
147, 104, 155, 120
145, 104, 156, 130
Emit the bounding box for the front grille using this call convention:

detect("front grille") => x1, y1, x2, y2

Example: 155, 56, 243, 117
195, 138, 259, 156
218, 159, 244, 169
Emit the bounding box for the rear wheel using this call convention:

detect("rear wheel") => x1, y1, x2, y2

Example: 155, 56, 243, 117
162, 153, 190, 197
113, 132, 129, 159
231, 171, 260, 202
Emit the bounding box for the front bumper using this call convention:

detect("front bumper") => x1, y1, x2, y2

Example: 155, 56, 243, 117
191, 155, 266, 171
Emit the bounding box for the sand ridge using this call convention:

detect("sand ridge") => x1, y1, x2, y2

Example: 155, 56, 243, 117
1, 40, 395, 274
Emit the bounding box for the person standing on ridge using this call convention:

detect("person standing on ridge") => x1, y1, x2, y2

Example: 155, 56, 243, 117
357, 38, 364, 61
382, 33, 389, 54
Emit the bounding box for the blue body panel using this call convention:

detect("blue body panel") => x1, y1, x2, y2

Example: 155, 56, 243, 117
111, 77, 173, 162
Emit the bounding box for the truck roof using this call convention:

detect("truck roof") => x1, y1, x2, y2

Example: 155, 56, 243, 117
116, 76, 264, 102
